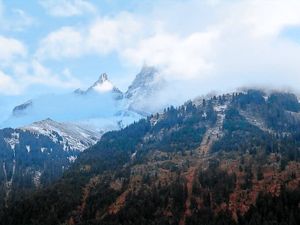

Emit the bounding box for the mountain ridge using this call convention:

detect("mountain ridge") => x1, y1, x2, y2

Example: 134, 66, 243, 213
21, 118, 102, 152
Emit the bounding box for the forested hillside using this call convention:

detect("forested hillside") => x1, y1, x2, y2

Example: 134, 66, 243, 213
0, 127, 82, 209
1, 90, 299, 225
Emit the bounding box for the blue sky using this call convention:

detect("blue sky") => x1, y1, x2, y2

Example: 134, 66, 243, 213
1, 0, 300, 114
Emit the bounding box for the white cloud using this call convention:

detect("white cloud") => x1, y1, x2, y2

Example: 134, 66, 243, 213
36, 13, 141, 60
10, 9, 35, 31
121, 0, 300, 90
2, 60, 81, 96
236, 0, 300, 38
87, 13, 141, 54
122, 31, 219, 80
28, 60, 81, 89
39, 0, 96, 17
0, 70, 20, 95
0, 35, 27, 62
36, 27, 84, 59
0, 0, 34, 31
113, 0, 300, 104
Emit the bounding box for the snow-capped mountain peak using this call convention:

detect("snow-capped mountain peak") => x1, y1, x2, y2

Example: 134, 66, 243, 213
124, 65, 166, 114
83, 73, 123, 99
90, 73, 113, 93
86, 73, 112, 93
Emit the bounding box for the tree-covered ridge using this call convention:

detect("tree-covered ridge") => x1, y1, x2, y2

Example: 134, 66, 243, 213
1, 90, 299, 225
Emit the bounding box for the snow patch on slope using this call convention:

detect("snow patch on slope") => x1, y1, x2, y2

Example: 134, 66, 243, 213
68, 155, 77, 163
22, 119, 102, 152
33, 171, 42, 188
4, 132, 19, 151
26, 145, 31, 153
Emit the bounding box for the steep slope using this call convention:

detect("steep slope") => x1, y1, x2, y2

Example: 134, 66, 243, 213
1, 90, 300, 225
21, 118, 102, 152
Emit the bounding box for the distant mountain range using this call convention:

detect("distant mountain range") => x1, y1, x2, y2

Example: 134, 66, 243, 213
0, 66, 167, 209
